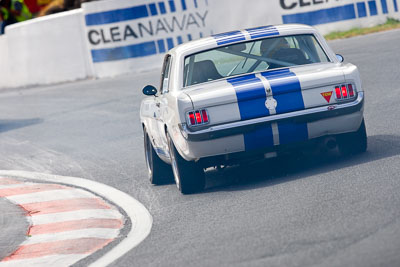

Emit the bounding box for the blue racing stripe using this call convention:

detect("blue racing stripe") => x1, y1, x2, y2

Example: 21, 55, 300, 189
261, 69, 305, 114
394, 0, 399, 12
277, 121, 309, 145
228, 70, 308, 150
263, 69, 308, 145
227, 74, 270, 121
91, 41, 157, 62
246, 26, 279, 39
85, 5, 149, 26
244, 125, 274, 151
228, 74, 273, 151
282, 4, 356, 25
212, 31, 246, 46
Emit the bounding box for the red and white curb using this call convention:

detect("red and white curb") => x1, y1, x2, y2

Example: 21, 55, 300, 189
0, 171, 152, 267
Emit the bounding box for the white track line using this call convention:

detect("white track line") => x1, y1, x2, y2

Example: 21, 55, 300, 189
7, 188, 96, 204
24, 228, 120, 245
0, 170, 153, 267
31, 209, 123, 225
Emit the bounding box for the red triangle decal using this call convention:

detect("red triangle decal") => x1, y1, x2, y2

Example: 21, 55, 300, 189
321, 91, 333, 103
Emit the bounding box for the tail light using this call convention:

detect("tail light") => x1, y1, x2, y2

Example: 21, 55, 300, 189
334, 83, 357, 101
187, 109, 209, 126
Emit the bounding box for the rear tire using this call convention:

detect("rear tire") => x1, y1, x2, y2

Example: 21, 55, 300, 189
338, 119, 368, 155
167, 132, 205, 194
144, 127, 173, 185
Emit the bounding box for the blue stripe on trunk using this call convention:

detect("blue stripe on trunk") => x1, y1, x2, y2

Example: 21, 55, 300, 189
227, 74, 270, 121
212, 31, 246, 46
261, 69, 305, 114
228, 69, 308, 150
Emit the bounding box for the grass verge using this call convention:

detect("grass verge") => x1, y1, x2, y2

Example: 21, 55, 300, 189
324, 17, 400, 40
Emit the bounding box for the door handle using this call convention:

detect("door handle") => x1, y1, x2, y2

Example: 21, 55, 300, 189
155, 102, 160, 108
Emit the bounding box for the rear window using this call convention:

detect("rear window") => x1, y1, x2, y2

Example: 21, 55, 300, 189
183, 34, 330, 87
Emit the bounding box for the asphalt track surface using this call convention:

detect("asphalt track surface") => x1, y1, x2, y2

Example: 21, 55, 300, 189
0, 29, 400, 266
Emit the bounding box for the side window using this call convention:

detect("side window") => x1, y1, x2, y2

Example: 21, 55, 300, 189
160, 55, 172, 94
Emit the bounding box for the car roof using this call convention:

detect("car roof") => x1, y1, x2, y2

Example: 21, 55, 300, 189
168, 24, 318, 57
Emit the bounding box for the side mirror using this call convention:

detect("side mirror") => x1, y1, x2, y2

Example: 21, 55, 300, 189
336, 54, 344, 63
142, 85, 157, 96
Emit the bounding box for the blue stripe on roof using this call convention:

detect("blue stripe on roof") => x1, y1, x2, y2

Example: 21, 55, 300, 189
91, 41, 157, 62
212, 31, 246, 46
85, 5, 149, 26
357, 2, 367, 17
158, 2, 167, 14
381, 0, 388, 13
246, 26, 279, 39
168, 0, 176, 12
282, 4, 356, 25
368, 0, 378, 15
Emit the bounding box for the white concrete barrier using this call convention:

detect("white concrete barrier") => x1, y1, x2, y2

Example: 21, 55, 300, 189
0, 9, 93, 88
0, 35, 10, 88
0, 0, 399, 88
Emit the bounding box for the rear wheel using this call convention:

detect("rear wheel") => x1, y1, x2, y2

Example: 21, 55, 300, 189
167, 132, 205, 194
144, 127, 173, 185
338, 119, 368, 155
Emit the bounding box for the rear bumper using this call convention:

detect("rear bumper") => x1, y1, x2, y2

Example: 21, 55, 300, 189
179, 92, 364, 142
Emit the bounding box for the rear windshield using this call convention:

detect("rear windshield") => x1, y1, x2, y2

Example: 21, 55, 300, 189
183, 34, 330, 87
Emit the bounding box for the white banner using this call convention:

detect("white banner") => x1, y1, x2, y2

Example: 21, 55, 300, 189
82, 0, 212, 77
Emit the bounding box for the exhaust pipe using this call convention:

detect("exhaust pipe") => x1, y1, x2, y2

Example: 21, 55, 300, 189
324, 137, 337, 150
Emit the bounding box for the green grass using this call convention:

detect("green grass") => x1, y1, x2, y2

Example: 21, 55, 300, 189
324, 17, 400, 40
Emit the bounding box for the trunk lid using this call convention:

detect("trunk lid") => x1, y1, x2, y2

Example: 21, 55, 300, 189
183, 63, 346, 125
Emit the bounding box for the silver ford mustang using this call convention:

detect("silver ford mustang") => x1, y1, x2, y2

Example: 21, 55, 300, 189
140, 24, 366, 194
